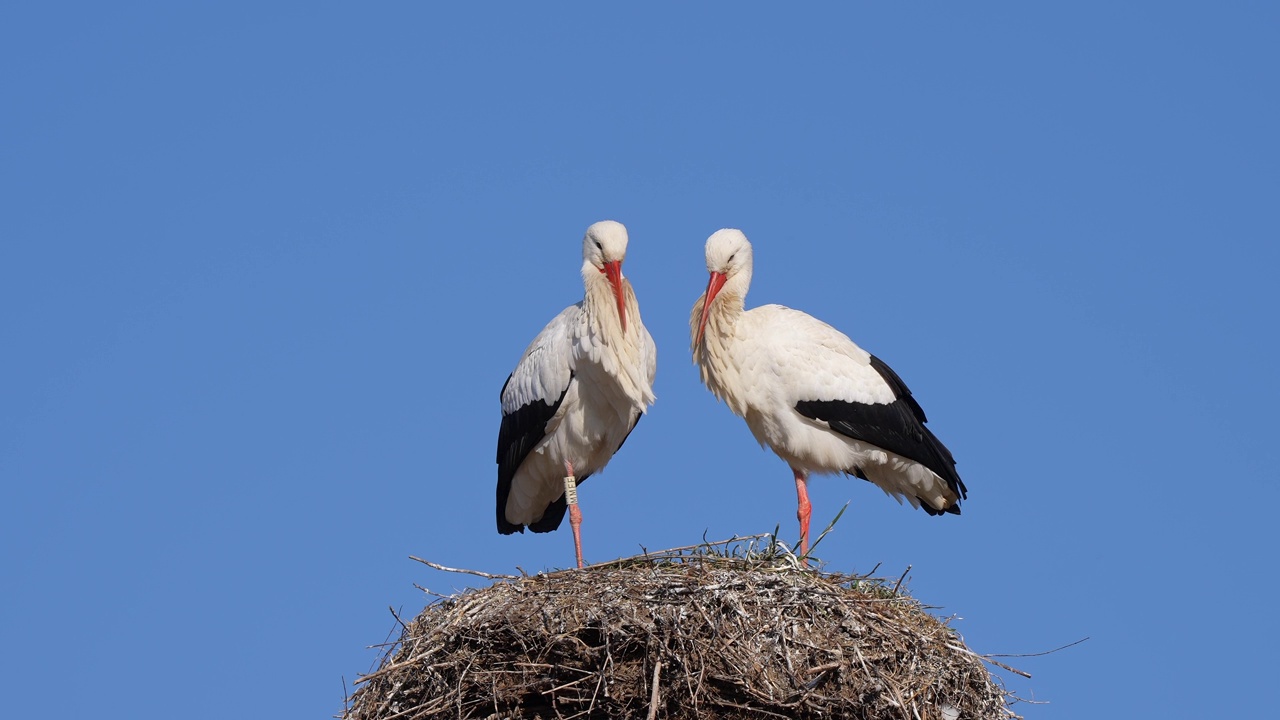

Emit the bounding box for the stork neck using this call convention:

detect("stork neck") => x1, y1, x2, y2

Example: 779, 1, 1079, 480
582, 271, 625, 338
706, 290, 744, 335
578, 273, 655, 411
692, 290, 748, 416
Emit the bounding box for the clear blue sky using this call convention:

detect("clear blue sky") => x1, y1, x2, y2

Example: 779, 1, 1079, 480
3, 3, 1277, 718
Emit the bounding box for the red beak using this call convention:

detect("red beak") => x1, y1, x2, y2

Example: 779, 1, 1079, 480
602, 260, 627, 332
696, 271, 727, 346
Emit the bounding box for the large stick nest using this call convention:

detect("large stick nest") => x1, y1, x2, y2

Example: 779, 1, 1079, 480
345, 538, 1015, 719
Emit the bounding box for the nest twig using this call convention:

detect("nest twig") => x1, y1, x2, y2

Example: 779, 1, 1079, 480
344, 536, 1017, 719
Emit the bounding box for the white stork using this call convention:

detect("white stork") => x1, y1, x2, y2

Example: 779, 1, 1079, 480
496, 220, 656, 568
691, 229, 966, 557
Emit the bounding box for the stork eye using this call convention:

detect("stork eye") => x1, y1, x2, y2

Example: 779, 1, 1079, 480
728, 253, 736, 263
594, 240, 603, 252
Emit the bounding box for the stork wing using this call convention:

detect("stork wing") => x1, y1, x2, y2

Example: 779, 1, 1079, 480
748, 306, 966, 506
793, 352, 966, 507
496, 306, 578, 534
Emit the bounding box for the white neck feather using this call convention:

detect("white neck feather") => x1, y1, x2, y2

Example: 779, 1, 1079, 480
578, 272, 654, 411
691, 289, 748, 417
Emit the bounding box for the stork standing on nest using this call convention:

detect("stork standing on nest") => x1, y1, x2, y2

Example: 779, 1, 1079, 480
497, 220, 656, 568
690, 229, 966, 557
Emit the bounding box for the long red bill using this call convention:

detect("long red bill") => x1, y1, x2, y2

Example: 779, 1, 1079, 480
602, 260, 627, 332
696, 271, 727, 346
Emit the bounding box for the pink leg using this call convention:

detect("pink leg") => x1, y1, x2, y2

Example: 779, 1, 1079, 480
569, 505, 584, 569
794, 468, 812, 560
564, 461, 584, 569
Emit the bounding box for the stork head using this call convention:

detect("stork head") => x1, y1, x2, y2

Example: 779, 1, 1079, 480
697, 228, 753, 345
582, 220, 630, 331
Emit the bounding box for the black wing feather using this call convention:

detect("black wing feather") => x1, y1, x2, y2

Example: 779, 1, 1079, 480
794, 354, 967, 507
495, 374, 572, 535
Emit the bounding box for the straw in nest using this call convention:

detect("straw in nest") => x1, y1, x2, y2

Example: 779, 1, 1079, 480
344, 536, 1018, 720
